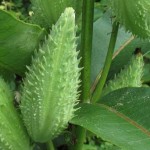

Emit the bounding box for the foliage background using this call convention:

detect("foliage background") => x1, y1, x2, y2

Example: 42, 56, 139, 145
1, 0, 150, 149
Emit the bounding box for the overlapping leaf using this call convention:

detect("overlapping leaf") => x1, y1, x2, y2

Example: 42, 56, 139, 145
0, 10, 46, 76
91, 12, 131, 83
71, 88, 150, 150
31, 0, 82, 29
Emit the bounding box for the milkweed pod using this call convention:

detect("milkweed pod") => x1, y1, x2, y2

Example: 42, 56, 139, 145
21, 7, 81, 142
0, 77, 31, 150
102, 52, 144, 96
111, 0, 150, 38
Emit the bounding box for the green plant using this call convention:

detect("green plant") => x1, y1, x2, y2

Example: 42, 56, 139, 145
1, 0, 150, 150
21, 8, 80, 143
102, 53, 144, 97
0, 77, 30, 150
111, 0, 150, 38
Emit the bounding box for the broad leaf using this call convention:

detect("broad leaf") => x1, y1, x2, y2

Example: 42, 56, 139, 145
91, 11, 131, 83
0, 10, 46, 76
92, 16, 150, 91
31, 0, 82, 29
100, 87, 150, 129
71, 88, 150, 150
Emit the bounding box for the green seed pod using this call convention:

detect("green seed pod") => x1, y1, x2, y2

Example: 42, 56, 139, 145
21, 8, 81, 142
111, 0, 150, 38
102, 53, 144, 96
0, 77, 30, 150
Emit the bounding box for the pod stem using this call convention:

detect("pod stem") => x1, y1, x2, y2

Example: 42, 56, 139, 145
73, 0, 94, 150
46, 140, 55, 150
91, 21, 119, 103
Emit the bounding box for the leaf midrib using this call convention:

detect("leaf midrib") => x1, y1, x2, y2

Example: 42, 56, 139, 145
99, 103, 150, 137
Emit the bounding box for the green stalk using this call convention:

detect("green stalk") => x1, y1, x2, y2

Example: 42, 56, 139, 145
46, 140, 55, 150
73, 127, 86, 150
91, 21, 119, 103
73, 0, 94, 150
80, 0, 94, 103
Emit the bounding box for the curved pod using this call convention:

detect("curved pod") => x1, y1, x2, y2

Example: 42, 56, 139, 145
0, 78, 30, 150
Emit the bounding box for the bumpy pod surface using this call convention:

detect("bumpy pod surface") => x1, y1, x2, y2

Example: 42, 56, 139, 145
111, 0, 150, 38
102, 53, 144, 96
21, 8, 81, 142
0, 78, 30, 150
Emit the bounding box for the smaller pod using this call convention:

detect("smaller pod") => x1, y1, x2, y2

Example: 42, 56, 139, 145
102, 52, 144, 96
0, 77, 30, 150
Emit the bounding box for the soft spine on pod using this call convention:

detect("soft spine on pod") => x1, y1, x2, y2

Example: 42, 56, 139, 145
0, 77, 30, 150
102, 53, 144, 96
21, 7, 81, 142
111, 0, 150, 38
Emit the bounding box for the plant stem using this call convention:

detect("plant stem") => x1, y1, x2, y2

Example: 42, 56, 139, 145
46, 140, 55, 150
91, 21, 119, 103
73, 126, 86, 150
80, 0, 94, 103
73, 0, 94, 150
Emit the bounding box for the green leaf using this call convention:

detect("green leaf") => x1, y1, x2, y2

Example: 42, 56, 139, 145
91, 11, 131, 83
71, 88, 150, 150
91, 14, 150, 90
0, 10, 46, 76
93, 3, 106, 22
31, 0, 82, 29
100, 87, 150, 129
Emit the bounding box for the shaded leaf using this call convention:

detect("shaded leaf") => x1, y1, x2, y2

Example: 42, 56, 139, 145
91, 11, 131, 83
0, 10, 46, 76
71, 87, 150, 150
100, 87, 150, 129
0, 68, 15, 82
31, 0, 82, 29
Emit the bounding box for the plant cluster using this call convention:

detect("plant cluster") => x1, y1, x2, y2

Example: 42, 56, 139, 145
0, 0, 150, 150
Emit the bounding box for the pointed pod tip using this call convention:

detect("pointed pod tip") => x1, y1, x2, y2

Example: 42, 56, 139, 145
65, 7, 75, 13
64, 7, 75, 18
